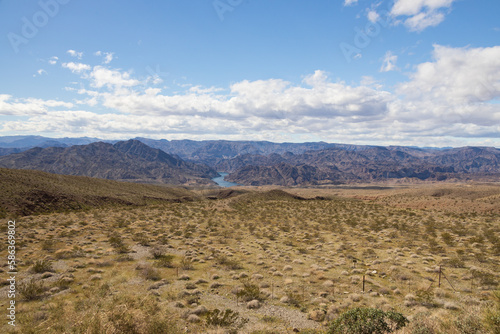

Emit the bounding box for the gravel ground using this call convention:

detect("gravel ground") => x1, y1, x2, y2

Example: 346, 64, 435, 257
202, 292, 321, 333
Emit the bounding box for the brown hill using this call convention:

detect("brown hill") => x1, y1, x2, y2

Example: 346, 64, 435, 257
0, 139, 218, 185
0, 168, 199, 217
225, 146, 500, 186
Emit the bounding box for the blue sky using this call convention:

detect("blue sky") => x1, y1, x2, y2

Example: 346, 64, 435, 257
0, 0, 499, 147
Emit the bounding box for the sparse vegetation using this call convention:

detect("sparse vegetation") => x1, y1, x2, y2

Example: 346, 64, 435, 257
18, 278, 46, 301
1, 179, 499, 333
206, 308, 246, 328
327, 307, 408, 334
30, 259, 53, 273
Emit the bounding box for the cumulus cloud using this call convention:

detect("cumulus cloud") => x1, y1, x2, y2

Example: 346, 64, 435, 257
62, 62, 91, 73
0, 95, 73, 116
95, 51, 114, 64
33, 69, 48, 77
397, 45, 500, 104
86, 69, 392, 123
367, 10, 380, 23
2, 46, 500, 147
388, 45, 500, 142
48, 56, 58, 65
89, 66, 141, 89
390, 0, 456, 32
67, 49, 83, 59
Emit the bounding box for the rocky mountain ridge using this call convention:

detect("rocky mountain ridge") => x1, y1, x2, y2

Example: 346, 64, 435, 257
0, 136, 498, 186
0, 139, 218, 185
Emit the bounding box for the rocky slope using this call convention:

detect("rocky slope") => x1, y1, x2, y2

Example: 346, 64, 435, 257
225, 146, 500, 185
0, 139, 218, 185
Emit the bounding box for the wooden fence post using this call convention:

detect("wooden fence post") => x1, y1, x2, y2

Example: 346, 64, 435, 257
438, 266, 442, 288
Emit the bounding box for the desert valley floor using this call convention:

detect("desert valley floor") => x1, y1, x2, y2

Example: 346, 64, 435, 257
1, 175, 499, 333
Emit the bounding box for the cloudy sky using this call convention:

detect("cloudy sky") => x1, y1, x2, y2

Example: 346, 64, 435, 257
0, 0, 499, 147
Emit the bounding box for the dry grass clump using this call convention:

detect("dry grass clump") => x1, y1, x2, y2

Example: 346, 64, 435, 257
1, 183, 499, 333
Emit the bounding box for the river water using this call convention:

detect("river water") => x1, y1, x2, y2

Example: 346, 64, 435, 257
212, 172, 239, 187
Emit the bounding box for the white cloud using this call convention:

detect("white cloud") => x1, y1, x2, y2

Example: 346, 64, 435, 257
33, 69, 48, 77
0, 95, 73, 116
380, 51, 398, 72
2, 46, 500, 147
367, 10, 380, 23
90, 66, 140, 89
390, 0, 456, 32
67, 49, 83, 59
344, 0, 358, 6
88, 69, 391, 122
48, 56, 58, 65
104, 53, 114, 64
397, 45, 500, 104
391, 0, 454, 16
404, 10, 445, 31
95, 51, 114, 64
62, 62, 91, 73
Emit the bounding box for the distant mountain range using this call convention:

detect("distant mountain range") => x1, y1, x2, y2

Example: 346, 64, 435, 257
225, 146, 500, 186
0, 139, 217, 186
0, 135, 104, 150
0, 135, 499, 186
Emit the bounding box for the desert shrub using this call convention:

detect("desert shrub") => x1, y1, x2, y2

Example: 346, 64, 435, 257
285, 290, 303, 308
298, 247, 308, 254
327, 307, 408, 334
179, 256, 194, 270
186, 295, 201, 305
155, 254, 175, 268
41, 239, 55, 251
215, 254, 243, 270
237, 281, 265, 302
115, 218, 129, 228
95, 283, 111, 298
406, 312, 439, 334
134, 232, 150, 246
206, 308, 240, 327
261, 315, 279, 323
19, 278, 46, 301
453, 313, 485, 334
73, 311, 104, 334
484, 291, 500, 334
31, 259, 53, 273
108, 305, 139, 333
108, 232, 129, 253
445, 257, 465, 268
146, 316, 182, 334
472, 270, 498, 287
141, 265, 161, 281
55, 277, 72, 290
150, 246, 166, 259
415, 289, 437, 308
116, 254, 133, 262
441, 232, 454, 246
